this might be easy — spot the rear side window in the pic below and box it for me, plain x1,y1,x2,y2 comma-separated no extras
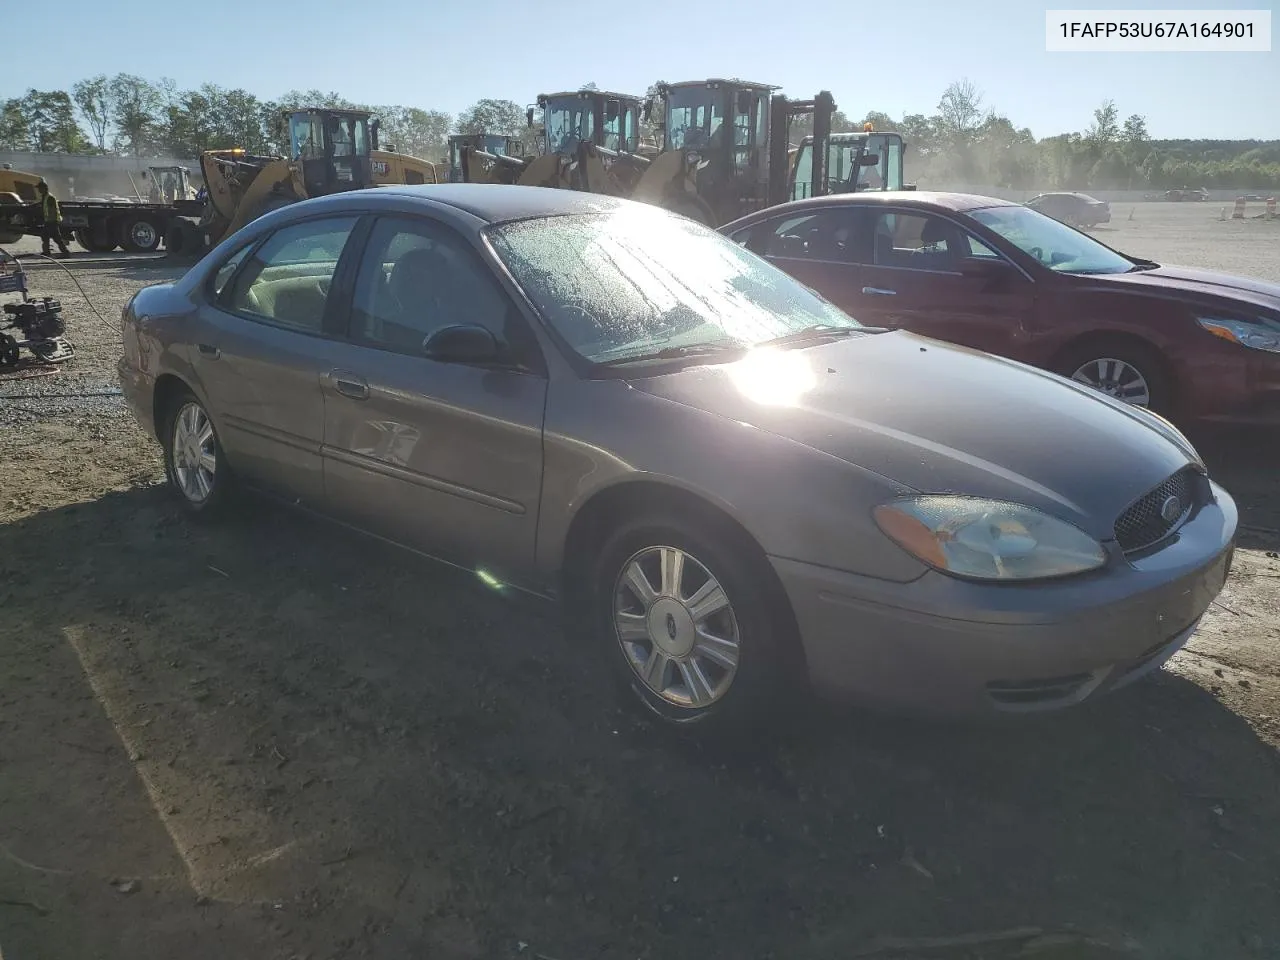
739,210,862,262
220,217,358,334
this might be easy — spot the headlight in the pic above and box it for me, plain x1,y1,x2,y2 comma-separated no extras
873,497,1107,582
1197,316,1280,354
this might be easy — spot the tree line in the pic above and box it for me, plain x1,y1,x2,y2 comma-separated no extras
2,74,1278,190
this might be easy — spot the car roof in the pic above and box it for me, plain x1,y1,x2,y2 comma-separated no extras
726,191,1021,224
315,183,632,224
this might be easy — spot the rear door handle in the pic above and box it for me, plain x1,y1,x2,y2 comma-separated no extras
328,369,369,400
197,343,221,359
862,287,897,296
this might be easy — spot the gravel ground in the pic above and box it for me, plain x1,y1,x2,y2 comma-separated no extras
1,205,1279,960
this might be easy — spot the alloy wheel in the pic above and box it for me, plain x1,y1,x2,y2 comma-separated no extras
613,545,741,709
1070,357,1151,407
171,402,217,503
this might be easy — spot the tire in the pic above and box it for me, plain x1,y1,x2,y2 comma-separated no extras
587,510,795,737
164,220,203,258
1055,340,1172,415
161,390,231,517
78,224,118,253
120,215,162,253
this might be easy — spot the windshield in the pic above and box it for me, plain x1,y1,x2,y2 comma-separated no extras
970,205,1136,275
482,135,515,156
487,208,860,366
543,96,595,154
664,86,723,150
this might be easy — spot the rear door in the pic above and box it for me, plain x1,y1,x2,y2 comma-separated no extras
851,208,1038,358
727,208,873,317
320,213,548,583
194,215,363,507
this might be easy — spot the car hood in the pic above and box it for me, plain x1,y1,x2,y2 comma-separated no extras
626,331,1196,540
1088,265,1280,314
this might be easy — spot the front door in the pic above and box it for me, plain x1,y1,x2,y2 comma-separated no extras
195,215,362,507
320,214,548,584
853,208,1037,358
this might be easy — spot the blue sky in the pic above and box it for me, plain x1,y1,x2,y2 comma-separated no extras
6,0,1277,139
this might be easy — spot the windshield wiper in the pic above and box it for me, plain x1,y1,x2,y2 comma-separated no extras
595,342,747,366
1126,261,1159,272
757,324,862,348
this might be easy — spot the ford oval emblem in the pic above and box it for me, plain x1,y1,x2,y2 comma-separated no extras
1160,495,1182,523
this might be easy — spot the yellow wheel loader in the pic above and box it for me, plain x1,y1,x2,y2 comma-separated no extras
371,149,442,187
519,89,650,196
788,123,913,200
631,80,862,227
448,134,529,185
195,108,378,251
184,107,439,255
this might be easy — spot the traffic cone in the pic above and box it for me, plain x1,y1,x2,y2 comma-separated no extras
1232,197,1246,219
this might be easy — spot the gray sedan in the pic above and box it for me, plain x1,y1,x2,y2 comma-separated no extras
118,185,1237,733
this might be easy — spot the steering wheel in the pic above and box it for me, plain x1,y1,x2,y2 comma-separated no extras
1029,246,1044,263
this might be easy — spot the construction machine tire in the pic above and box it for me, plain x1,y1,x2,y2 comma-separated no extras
164,220,204,259
662,193,717,227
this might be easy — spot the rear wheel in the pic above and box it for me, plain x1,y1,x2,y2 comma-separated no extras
161,391,231,516
120,215,162,252
77,223,118,252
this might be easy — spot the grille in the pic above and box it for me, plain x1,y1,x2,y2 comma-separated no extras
1114,468,1198,553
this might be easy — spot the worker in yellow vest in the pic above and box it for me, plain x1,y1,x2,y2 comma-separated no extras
37,180,70,257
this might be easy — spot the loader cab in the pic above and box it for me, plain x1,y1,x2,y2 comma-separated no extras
534,90,643,156
446,134,524,182
287,108,373,196
790,130,908,200
656,80,774,174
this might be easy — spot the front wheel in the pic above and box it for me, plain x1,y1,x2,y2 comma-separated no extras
162,391,231,516
1057,341,1171,414
589,513,793,735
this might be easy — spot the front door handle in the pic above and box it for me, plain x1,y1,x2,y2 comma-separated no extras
197,343,221,359
327,369,369,400
862,287,897,296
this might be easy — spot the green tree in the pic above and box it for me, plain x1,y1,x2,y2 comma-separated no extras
1086,99,1120,143
108,74,161,156
0,98,29,150
71,75,112,151
17,89,88,153
455,98,526,137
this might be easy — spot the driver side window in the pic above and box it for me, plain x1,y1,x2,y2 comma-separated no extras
349,216,517,357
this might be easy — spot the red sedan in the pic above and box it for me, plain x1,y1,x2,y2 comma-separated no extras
720,192,1280,427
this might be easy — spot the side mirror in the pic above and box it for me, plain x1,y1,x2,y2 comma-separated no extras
960,257,1015,280
526,108,535,128
858,154,880,166
422,324,503,364
642,98,653,121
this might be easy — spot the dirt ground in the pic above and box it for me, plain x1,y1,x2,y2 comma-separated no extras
2,204,1279,960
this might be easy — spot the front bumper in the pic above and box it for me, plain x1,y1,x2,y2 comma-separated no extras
771,482,1237,715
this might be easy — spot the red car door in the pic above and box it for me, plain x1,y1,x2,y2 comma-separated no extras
851,208,1038,360
728,208,874,321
